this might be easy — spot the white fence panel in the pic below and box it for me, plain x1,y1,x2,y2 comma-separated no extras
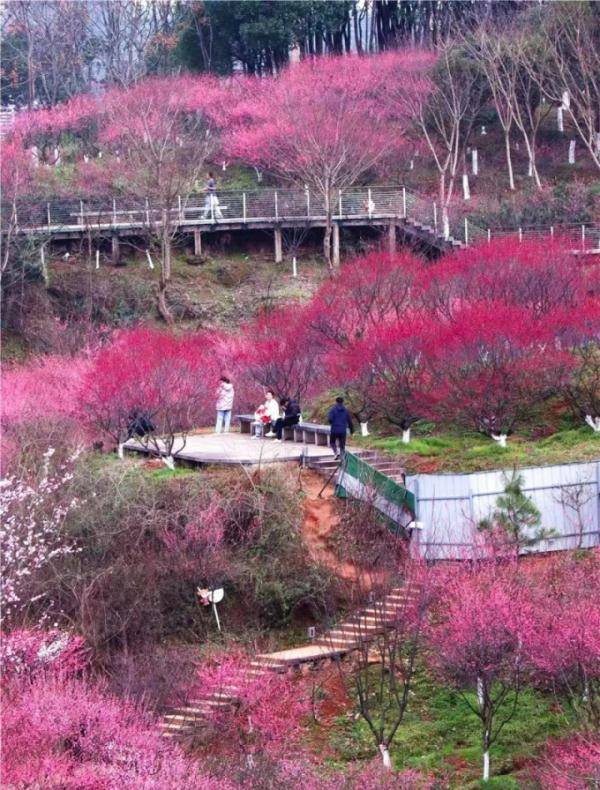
407,460,600,559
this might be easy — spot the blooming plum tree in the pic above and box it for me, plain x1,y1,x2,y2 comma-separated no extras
228,54,427,265
426,302,574,446
526,552,600,729
79,326,212,467
427,558,535,782
240,305,323,404
0,448,82,626
192,651,309,768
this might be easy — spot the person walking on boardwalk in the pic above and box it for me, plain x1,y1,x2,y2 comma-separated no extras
215,376,234,433
273,396,301,441
202,171,223,220
327,396,354,459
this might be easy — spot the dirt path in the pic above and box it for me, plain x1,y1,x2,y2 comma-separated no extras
300,469,384,589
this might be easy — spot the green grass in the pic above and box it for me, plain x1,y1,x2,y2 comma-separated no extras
354,425,600,474
328,666,574,788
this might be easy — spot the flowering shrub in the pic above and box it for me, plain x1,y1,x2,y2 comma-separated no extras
0,447,82,626
535,734,600,790
2,674,222,789
0,628,88,684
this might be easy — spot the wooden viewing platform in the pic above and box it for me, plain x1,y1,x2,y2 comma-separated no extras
124,431,337,467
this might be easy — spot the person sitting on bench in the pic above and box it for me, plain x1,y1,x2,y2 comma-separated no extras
253,390,280,438
127,407,155,440
273,396,301,442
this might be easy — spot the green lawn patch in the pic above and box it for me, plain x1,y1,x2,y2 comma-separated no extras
354,426,600,474
328,666,574,788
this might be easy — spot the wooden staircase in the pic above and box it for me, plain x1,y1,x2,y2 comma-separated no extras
159,580,417,739
307,449,406,486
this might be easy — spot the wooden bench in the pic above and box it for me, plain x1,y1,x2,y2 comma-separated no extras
236,415,331,447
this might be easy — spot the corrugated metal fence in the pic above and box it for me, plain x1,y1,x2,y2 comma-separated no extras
406,460,600,559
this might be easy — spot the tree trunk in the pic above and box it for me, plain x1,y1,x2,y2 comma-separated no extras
323,187,333,267
158,221,174,324
504,131,515,190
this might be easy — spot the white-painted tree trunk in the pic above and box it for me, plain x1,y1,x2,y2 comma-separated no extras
472,148,478,176
568,139,576,164
527,158,533,177
483,749,490,782
462,173,470,200
292,256,297,277
162,455,175,470
481,125,487,135
596,132,600,157
146,250,155,270
491,433,508,448
561,90,570,110
360,421,369,437
557,106,564,132
379,743,392,769
442,210,450,241
117,442,125,459
402,428,411,444
95,249,100,270
585,415,600,433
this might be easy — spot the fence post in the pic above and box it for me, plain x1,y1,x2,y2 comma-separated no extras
581,224,586,250
464,217,469,246
79,200,84,226
242,192,247,222
178,194,182,222
402,187,407,219
306,187,310,217
368,187,373,218
433,202,438,232
112,198,117,225
338,189,342,217
274,191,279,220
47,202,51,229
145,198,150,225
518,227,523,242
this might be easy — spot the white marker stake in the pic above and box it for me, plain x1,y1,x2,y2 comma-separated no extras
95,249,100,269
472,148,478,175
292,256,297,278
145,250,154,270
462,173,470,201
568,139,576,165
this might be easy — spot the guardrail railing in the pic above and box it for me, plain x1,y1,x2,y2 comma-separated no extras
2,185,598,253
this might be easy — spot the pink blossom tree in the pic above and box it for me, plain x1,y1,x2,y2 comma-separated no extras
79,326,213,468
228,53,428,266
526,552,600,729
426,302,574,446
427,558,535,782
2,673,222,788
192,651,310,771
240,305,323,404
535,733,600,790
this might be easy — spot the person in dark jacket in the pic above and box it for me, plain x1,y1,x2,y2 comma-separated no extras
273,397,301,441
327,396,354,458
126,407,155,440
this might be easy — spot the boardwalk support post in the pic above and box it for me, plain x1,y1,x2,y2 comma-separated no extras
338,189,342,217
194,228,202,256
242,192,247,222
581,224,586,250
46,203,51,230
274,191,279,220
112,199,117,225
388,222,396,255
332,223,340,267
402,187,407,218
464,218,469,246
274,227,283,263
111,234,120,266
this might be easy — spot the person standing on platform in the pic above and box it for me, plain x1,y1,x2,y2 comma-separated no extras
215,376,234,434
